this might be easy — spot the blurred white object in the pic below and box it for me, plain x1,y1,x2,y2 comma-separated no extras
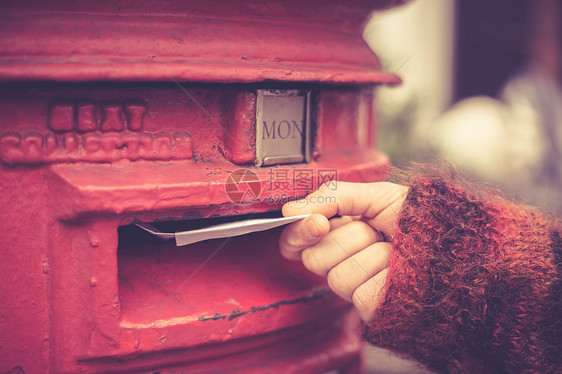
364,0,455,140
501,64,562,184
429,64,562,211
429,93,544,183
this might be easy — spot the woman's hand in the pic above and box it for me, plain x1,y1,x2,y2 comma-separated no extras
279,181,408,321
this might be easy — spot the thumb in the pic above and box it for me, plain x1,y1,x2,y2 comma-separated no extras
282,181,407,238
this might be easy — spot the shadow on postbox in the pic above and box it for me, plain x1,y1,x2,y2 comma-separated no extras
0,0,405,373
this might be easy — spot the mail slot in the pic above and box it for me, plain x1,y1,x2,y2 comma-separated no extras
0,0,404,373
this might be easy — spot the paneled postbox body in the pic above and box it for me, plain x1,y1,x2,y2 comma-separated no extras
0,1,404,373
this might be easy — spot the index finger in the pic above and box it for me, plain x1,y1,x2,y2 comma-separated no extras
282,181,407,238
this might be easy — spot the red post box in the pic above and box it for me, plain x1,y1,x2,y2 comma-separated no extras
0,1,405,372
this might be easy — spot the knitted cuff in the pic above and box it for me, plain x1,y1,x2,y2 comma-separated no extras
363,171,561,374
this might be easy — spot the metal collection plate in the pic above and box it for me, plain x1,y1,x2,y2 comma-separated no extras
255,89,311,166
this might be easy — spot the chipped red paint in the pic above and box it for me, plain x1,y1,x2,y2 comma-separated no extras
0,0,406,373
222,91,258,164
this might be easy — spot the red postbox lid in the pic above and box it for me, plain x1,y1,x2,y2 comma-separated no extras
0,0,406,84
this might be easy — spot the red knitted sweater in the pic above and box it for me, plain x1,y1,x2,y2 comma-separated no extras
364,170,562,374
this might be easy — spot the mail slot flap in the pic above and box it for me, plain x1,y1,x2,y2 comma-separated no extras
0,1,402,85
49,149,389,220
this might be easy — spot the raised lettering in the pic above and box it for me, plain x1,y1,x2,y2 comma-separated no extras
22,133,44,162
77,102,98,132
125,103,147,131
171,132,193,159
277,120,291,139
44,133,59,157
63,133,79,152
48,103,74,132
154,133,173,159
100,104,125,132
84,133,103,156
262,121,276,139
101,133,125,159
122,132,152,160
262,120,303,140
291,120,304,138
0,133,23,163
0,131,192,165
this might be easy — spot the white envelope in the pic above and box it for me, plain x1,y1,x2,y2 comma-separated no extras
135,214,311,246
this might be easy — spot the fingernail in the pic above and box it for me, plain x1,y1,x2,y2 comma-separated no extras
306,218,321,237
